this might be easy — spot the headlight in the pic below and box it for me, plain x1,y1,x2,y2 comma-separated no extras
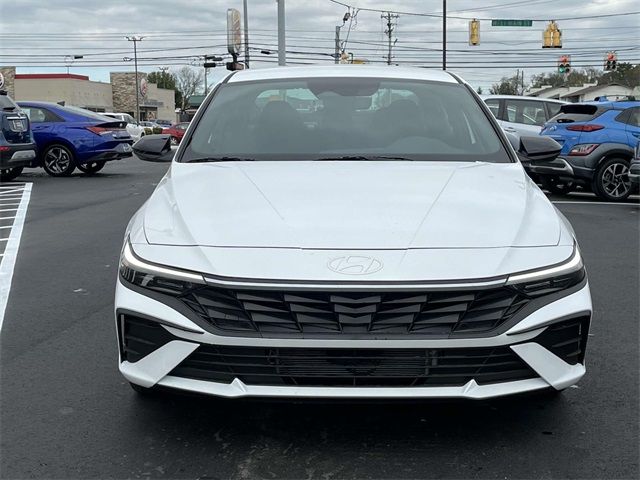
119,240,205,295
506,247,585,297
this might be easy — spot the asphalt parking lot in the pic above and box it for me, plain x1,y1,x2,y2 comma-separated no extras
1,157,638,480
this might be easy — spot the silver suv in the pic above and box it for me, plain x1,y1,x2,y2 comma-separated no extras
482,95,566,139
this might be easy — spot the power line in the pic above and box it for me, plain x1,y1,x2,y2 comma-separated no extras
327,0,640,21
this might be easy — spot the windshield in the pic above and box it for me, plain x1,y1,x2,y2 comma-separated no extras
182,77,510,163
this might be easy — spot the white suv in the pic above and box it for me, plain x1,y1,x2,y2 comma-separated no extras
482,95,566,139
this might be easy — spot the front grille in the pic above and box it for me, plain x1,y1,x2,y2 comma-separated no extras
170,345,538,387
535,316,590,365
179,286,529,337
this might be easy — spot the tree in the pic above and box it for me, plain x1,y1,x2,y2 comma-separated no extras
490,74,521,95
530,68,602,88
148,70,182,107
476,86,483,95
174,66,203,110
599,63,640,88
148,70,176,90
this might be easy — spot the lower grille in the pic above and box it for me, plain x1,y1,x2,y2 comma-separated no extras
120,315,174,363
535,316,590,365
170,345,538,387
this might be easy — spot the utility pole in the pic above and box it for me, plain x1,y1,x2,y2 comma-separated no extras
125,36,143,122
442,0,447,70
277,0,286,66
382,12,399,65
243,0,250,68
335,26,341,64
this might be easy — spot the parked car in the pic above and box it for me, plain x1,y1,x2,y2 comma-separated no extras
0,91,37,181
103,112,145,141
117,66,591,401
539,101,640,201
17,102,133,176
154,119,173,128
482,95,566,139
161,122,189,145
140,121,163,134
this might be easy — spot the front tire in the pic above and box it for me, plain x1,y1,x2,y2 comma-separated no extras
592,157,631,202
42,144,76,177
170,136,179,146
77,160,106,174
0,166,23,181
540,176,576,196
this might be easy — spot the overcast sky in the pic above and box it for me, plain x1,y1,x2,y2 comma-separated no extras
0,0,638,91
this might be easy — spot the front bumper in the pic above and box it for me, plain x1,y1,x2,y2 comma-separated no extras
115,278,592,399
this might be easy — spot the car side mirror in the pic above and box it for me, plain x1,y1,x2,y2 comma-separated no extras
132,134,175,162
517,135,562,163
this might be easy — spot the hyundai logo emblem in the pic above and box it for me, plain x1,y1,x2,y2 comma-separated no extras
327,256,383,275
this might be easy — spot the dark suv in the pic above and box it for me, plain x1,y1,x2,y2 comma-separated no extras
0,91,37,181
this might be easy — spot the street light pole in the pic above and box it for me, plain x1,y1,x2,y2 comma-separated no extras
277,0,286,66
243,0,250,68
442,0,447,70
125,36,144,121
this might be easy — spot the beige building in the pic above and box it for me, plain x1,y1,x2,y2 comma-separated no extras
15,73,113,111
0,66,176,121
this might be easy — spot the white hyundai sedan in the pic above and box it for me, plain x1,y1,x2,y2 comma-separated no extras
117,66,591,400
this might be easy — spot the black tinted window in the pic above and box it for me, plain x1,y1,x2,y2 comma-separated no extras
184,78,510,163
623,107,640,127
551,104,608,123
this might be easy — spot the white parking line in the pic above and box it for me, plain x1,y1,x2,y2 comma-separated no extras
0,183,32,332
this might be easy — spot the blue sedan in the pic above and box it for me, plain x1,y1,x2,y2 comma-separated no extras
17,102,133,176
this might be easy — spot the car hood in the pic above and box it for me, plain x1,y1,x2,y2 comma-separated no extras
142,161,561,249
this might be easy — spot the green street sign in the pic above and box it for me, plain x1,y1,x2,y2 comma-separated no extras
491,19,533,27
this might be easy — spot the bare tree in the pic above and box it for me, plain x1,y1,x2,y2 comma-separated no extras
174,66,203,110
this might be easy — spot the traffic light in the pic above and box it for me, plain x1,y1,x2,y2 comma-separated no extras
543,21,562,48
604,51,617,71
204,55,223,68
558,55,571,74
469,19,480,46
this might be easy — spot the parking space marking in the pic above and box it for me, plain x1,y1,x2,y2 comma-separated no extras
0,183,32,332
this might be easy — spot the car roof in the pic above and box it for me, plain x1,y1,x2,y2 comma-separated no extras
480,94,566,103
227,65,459,84
17,101,63,107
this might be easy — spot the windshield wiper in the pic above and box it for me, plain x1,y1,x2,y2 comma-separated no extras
314,155,373,161
186,156,256,163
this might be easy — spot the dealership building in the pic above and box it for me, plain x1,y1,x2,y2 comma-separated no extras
0,66,176,122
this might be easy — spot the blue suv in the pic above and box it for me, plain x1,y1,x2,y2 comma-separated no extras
538,101,639,201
